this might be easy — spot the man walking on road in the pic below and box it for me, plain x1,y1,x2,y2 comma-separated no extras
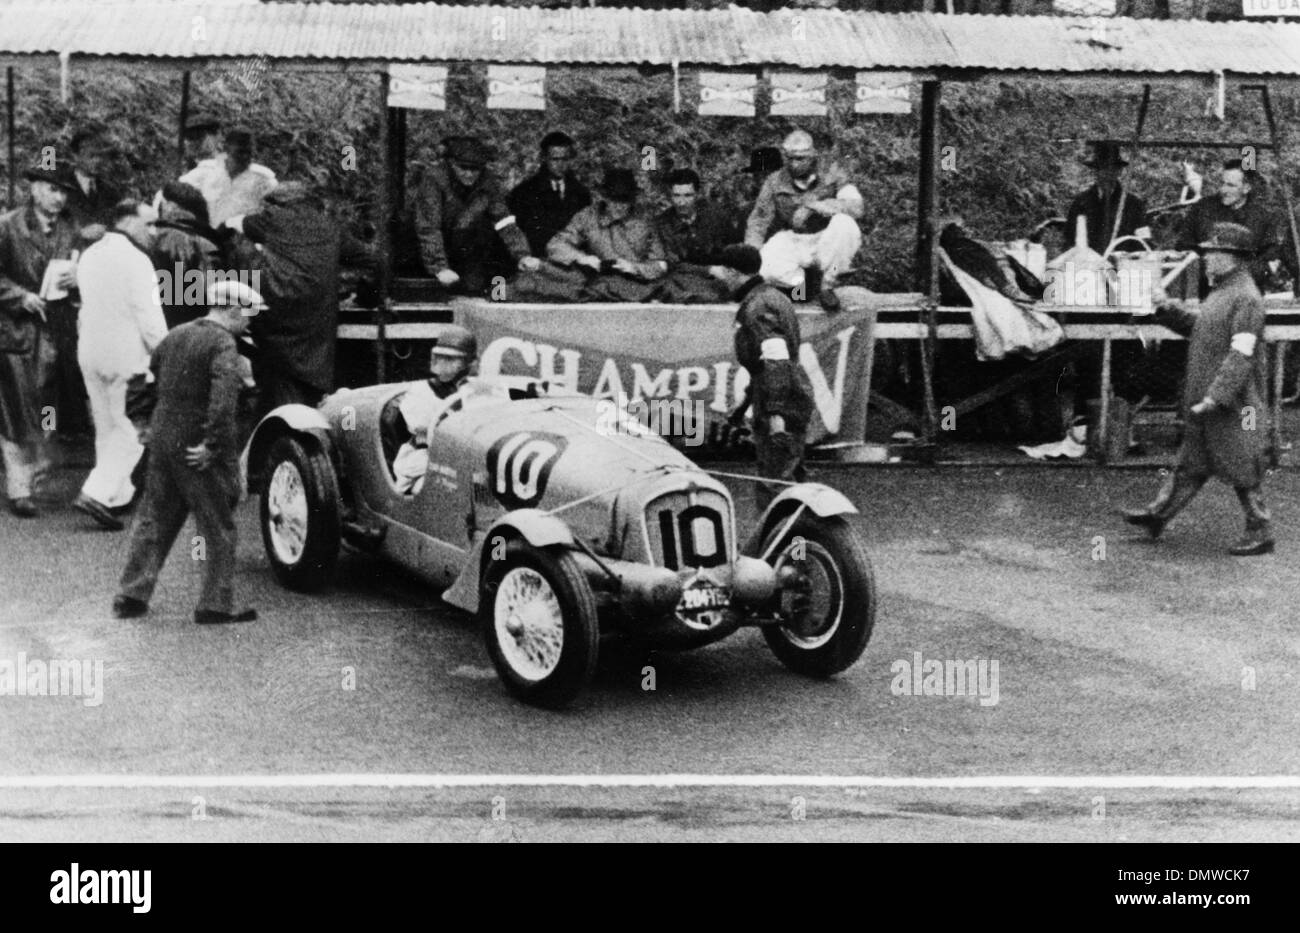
113,281,262,624
1123,222,1274,556
73,199,167,530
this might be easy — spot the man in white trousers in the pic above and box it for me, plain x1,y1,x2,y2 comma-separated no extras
744,129,864,311
73,199,167,530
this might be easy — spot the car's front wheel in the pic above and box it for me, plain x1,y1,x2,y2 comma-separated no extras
260,435,341,591
481,542,599,709
761,514,876,677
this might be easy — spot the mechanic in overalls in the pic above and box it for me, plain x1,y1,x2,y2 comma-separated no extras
391,325,477,495
713,244,814,510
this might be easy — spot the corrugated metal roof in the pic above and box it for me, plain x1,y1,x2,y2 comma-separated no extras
0,3,1297,76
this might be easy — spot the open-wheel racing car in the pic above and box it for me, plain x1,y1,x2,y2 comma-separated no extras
245,377,877,708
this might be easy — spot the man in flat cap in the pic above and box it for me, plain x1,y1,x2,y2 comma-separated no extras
745,129,864,310
114,280,263,625
413,136,539,296
514,168,668,303
1123,223,1275,556
0,158,79,517
712,243,813,509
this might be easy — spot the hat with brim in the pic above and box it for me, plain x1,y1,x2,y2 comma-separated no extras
24,165,78,192
597,168,638,203
1198,222,1255,255
183,112,222,137
1082,141,1128,168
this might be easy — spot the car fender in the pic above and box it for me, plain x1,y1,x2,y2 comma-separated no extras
442,510,575,614
744,482,858,555
242,404,337,492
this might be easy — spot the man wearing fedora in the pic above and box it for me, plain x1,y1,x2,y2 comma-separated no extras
0,158,79,517
514,167,667,303
744,129,864,310
1123,222,1274,556
1065,141,1149,255
413,136,539,296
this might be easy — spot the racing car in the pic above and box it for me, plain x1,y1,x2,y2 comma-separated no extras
245,377,876,708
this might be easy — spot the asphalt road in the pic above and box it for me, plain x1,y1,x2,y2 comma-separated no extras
2,458,1299,841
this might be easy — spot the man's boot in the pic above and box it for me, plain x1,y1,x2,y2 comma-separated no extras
1228,486,1274,556
1122,469,1205,539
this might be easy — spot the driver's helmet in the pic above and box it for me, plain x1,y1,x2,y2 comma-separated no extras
430,325,477,361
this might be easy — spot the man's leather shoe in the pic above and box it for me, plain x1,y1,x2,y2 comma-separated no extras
73,493,124,531
112,595,148,618
1123,509,1166,539
1227,536,1274,557
195,608,258,625
8,497,37,518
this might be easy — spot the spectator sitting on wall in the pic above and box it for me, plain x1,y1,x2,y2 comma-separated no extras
507,131,592,259
655,168,733,303
413,136,540,296
511,168,667,303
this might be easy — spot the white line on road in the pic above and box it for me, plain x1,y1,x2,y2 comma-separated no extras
1,775,1299,789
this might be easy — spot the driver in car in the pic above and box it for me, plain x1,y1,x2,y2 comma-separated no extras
392,325,477,495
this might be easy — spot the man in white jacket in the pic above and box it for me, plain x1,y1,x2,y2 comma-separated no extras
73,199,167,529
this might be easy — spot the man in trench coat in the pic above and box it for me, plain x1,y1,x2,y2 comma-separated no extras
1123,222,1274,556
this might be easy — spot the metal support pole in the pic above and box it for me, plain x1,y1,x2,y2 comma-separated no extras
1107,83,1151,253
5,67,15,209
917,80,941,446
1272,341,1284,464
1098,337,1112,465
178,71,191,175
375,71,394,385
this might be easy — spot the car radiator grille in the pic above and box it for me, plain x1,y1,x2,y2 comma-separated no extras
644,490,732,571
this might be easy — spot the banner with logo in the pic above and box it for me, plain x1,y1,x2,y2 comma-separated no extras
457,302,875,452
854,72,913,115
698,72,757,117
388,65,447,110
771,72,828,117
487,65,546,110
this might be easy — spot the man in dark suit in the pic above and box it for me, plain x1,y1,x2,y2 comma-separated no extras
1065,141,1149,254
113,281,262,625
507,131,592,258
67,125,127,247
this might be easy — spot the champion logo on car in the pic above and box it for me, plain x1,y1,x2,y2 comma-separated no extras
486,431,569,510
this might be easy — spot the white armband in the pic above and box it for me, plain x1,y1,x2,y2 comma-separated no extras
759,337,790,361
1230,333,1257,357
494,215,517,232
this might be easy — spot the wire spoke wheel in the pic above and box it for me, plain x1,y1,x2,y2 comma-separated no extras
494,567,566,682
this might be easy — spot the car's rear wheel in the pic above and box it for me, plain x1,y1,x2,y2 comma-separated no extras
761,514,876,677
260,435,341,591
481,541,599,709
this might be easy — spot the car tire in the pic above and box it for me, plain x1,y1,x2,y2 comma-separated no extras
481,542,599,709
260,434,341,592
761,514,876,678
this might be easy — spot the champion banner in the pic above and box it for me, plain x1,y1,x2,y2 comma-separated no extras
456,302,876,453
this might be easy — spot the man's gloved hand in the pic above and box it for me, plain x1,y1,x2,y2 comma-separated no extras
435,268,461,287
185,442,215,472
517,256,541,273
1189,397,1216,418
